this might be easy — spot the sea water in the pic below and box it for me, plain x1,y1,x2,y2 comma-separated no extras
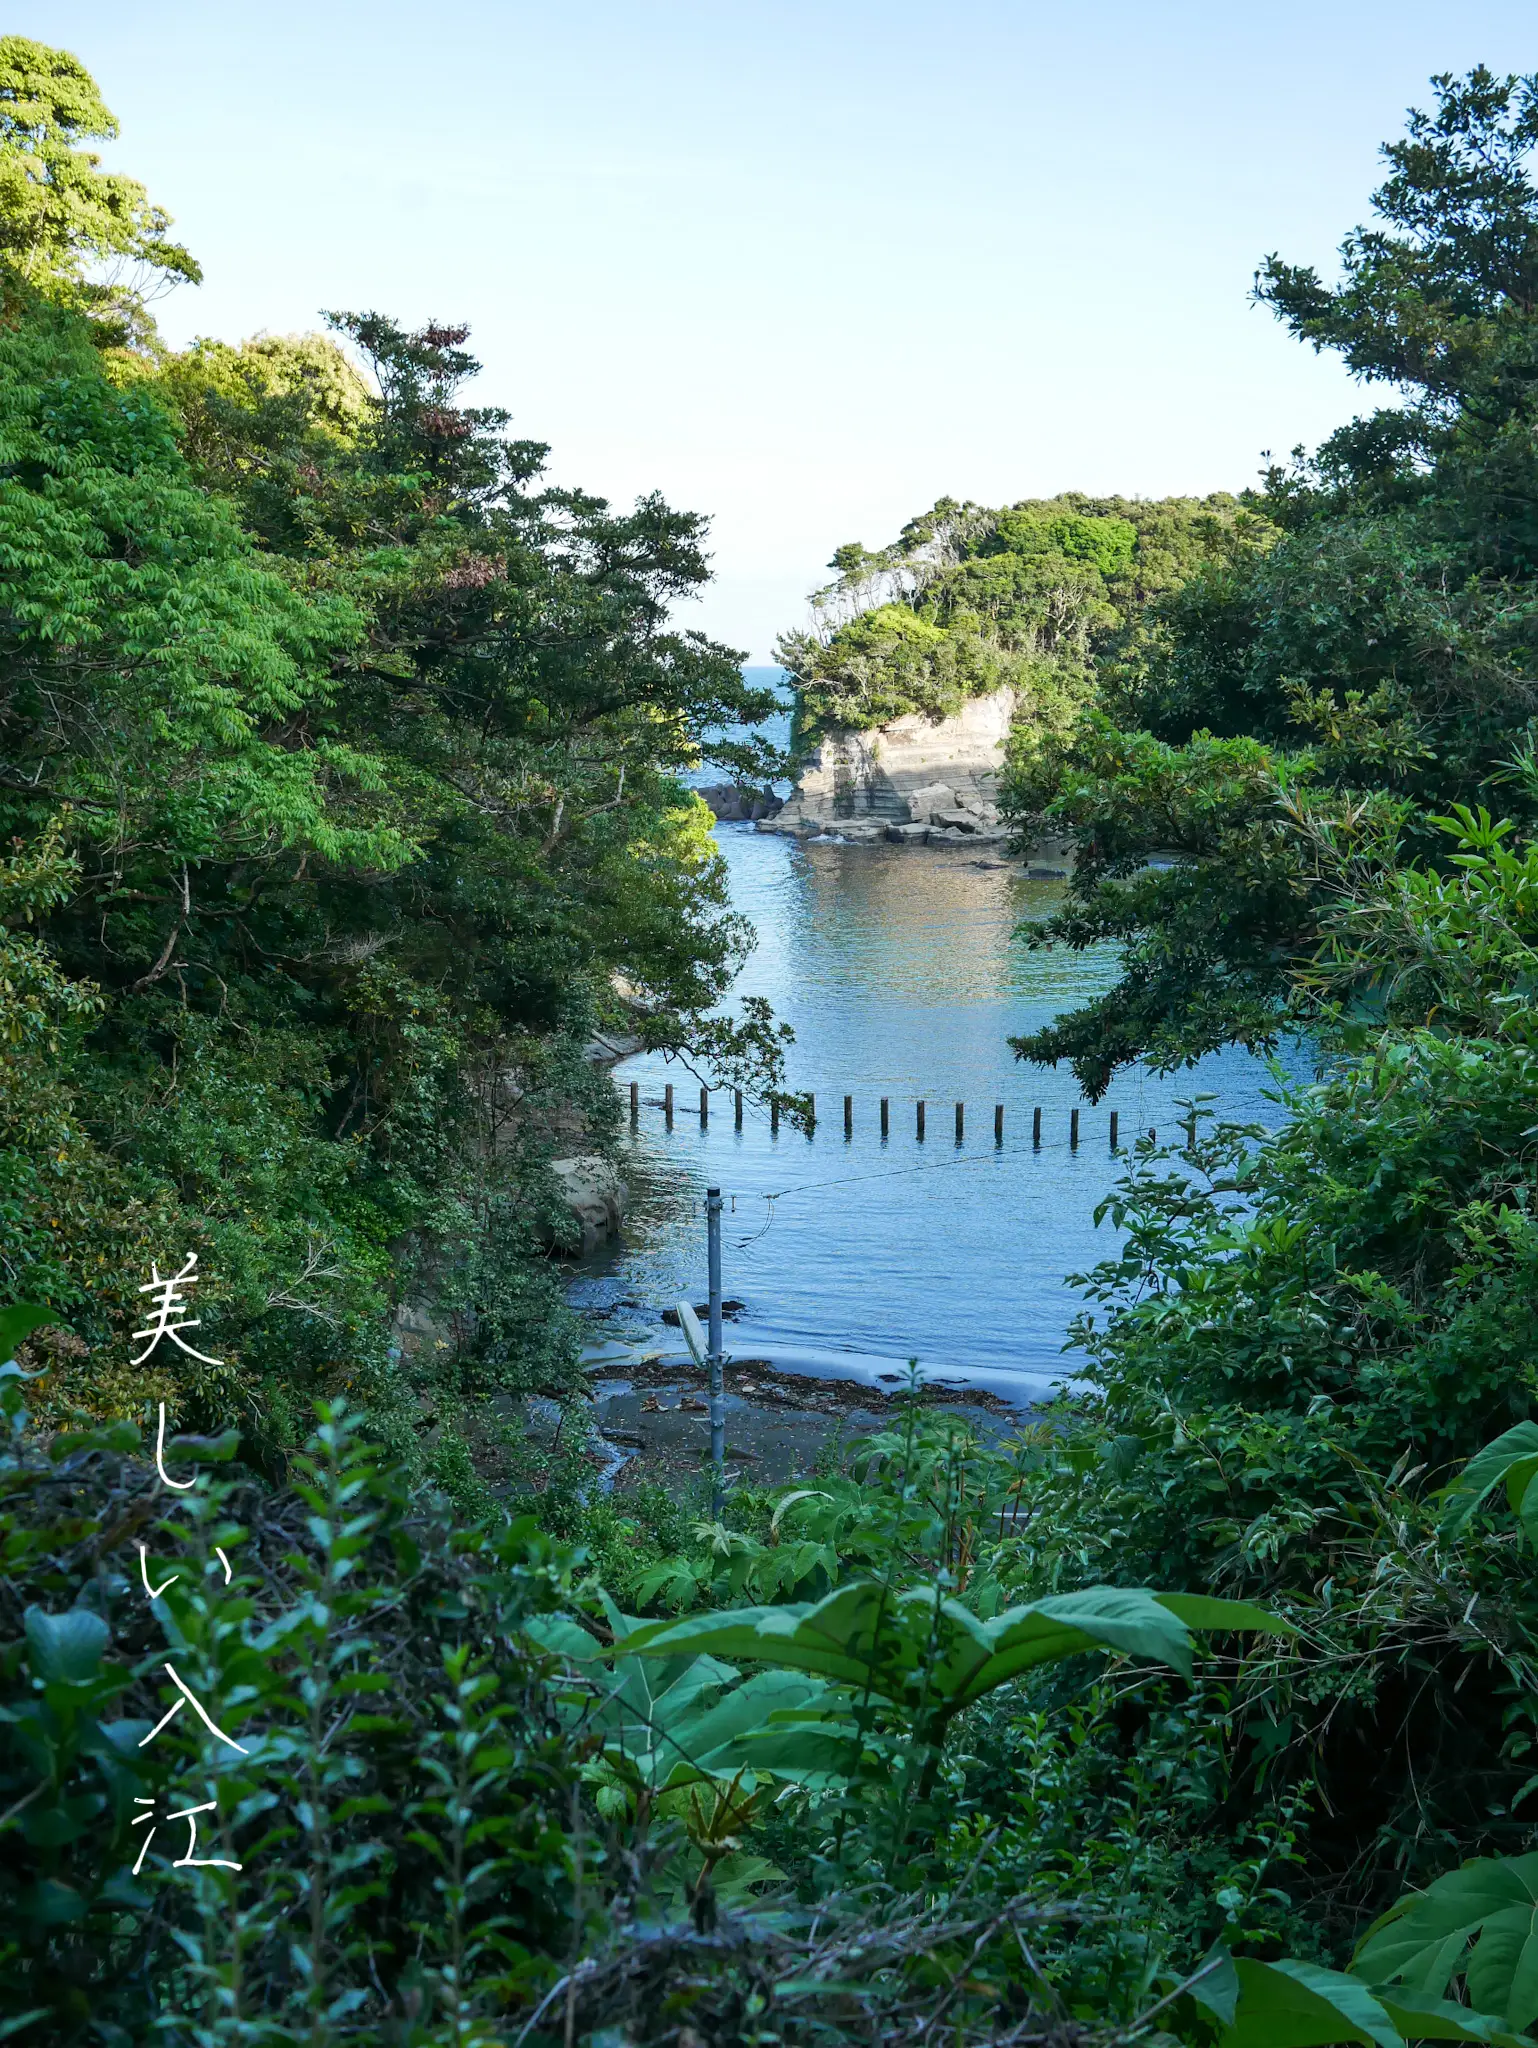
568,673,1304,1405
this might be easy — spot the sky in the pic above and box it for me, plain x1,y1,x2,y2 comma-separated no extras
33,1,1538,658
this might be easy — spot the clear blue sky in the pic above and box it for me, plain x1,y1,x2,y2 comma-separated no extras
34,1,1538,657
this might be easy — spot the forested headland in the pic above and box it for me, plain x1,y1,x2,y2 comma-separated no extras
11,38,1538,2048
774,495,1266,764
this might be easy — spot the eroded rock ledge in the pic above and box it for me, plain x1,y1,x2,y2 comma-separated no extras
757,686,1023,847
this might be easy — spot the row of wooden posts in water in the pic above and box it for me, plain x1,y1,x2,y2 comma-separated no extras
629,1080,1158,1150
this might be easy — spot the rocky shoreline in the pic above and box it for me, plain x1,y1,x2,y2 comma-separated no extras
700,685,1076,868
586,1353,1025,1488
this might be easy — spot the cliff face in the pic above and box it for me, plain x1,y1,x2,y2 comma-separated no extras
759,687,1016,846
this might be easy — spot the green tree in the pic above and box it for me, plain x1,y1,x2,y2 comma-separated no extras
1008,69,1538,1096
0,35,198,339
0,45,786,1465
779,492,1252,749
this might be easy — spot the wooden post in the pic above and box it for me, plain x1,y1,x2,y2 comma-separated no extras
844,1094,853,1138
807,1092,816,1133
664,1082,673,1127
629,1080,638,1126
994,1103,1004,1146
735,1088,743,1128
1032,1106,1042,1146
707,1186,725,1514
917,1099,926,1141
700,1085,709,1125
770,1098,779,1134
955,1101,964,1142
880,1096,890,1138
1149,1127,1156,1144
1109,1109,1119,1149
1070,1107,1080,1148
1184,1112,1197,1152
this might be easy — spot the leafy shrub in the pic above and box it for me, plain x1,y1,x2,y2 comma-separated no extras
0,1377,579,2044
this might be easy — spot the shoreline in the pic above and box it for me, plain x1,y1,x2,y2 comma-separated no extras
586,1353,1028,1490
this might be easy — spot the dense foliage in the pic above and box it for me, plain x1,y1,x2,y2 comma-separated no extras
777,492,1264,746
970,50,1538,2045
14,39,1538,2048
1006,66,1538,1096
0,39,787,1475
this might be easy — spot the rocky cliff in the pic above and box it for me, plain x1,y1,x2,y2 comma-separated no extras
759,687,1017,846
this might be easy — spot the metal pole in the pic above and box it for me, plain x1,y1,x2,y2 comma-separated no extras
629,1080,638,1126
707,1186,724,1515
916,1099,926,1141
770,1098,779,1135
844,1094,853,1138
1070,1107,1080,1148
1109,1110,1119,1149
664,1082,673,1127
880,1096,889,1139
955,1101,964,1143
995,1103,1004,1146
1032,1106,1042,1146
700,1085,709,1126
735,1088,743,1128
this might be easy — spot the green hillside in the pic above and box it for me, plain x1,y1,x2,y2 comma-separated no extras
777,492,1269,745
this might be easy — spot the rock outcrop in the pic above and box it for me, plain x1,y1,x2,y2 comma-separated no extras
699,784,784,823
542,1156,628,1256
758,688,1016,846
581,1029,642,1062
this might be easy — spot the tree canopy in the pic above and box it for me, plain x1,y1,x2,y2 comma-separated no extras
778,491,1264,748
1009,67,1538,1096
0,35,198,339
0,51,785,1465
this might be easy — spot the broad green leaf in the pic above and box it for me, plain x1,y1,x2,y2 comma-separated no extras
769,1489,832,1536
1220,1961,1532,2048
535,1605,835,1792
736,1715,869,1791
1189,1944,1242,2025
1376,1987,1535,2046
672,1667,833,1785
953,1589,1294,1704
1355,1857,1538,2030
598,1657,827,1792
1441,1427,1538,1544
943,1589,1199,1701
1156,1592,1300,1638
522,1613,608,1663
617,1580,1290,1718
704,1849,783,1903
159,1426,242,1465
616,1583,917,1690
0,1303,58,1370
1221,1957,1404,2048
24,1605,109,1682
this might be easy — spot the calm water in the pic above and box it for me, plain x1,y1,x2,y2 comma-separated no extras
570,683,1302,1404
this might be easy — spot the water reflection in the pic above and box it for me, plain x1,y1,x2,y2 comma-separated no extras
572,822,1303,1402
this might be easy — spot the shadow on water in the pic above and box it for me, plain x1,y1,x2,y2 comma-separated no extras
569,785,1306,1408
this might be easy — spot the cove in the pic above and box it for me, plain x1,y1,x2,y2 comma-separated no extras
571,779,1303,1410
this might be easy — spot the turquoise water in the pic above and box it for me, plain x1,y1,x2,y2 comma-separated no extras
569,674,1302,1404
